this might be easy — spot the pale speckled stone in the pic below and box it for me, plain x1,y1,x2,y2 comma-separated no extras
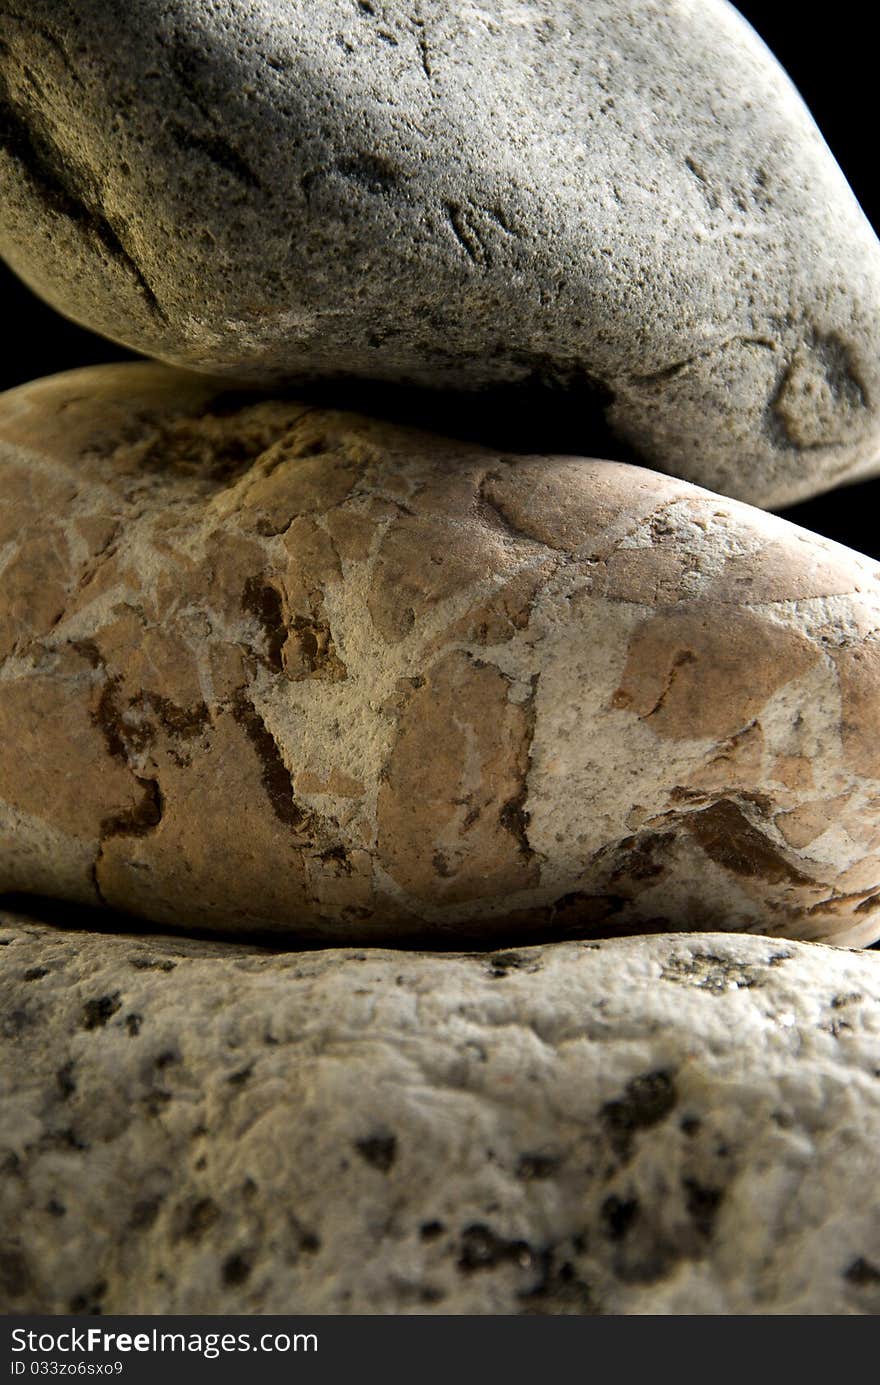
1,1,880,506
4,364,880,944
2,916,880,1315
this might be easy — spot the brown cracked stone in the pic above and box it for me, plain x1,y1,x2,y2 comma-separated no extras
611,607,819,742
3,364,880,944
836,642,880,782
377,652,538,905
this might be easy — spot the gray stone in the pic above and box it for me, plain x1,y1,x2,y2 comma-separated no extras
2,914,880,1314
1,1,880,507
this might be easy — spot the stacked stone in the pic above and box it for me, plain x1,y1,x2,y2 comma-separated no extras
1,0,880,1314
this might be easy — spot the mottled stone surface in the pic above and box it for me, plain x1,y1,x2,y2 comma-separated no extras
4,364,880,944
2,2,880,506
2,916,880,1314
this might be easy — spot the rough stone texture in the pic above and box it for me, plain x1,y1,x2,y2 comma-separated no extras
2,915,880,1314
5,363,880,944
2,1,880,507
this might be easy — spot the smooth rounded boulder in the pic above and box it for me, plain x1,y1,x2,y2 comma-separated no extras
1,1,880,506
2,917,880,1314
3,364,880,943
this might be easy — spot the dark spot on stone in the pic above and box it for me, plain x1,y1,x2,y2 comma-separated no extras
138,693,210,744
222,1252,252,1287
228,1063,253,1086
499,790,533,863
827,1017,852,1038
1,1007,32,1037
661,950,764,995
0,1246,30,1299
488,950,528,977
609,832,667,884
355,1132,397,1172
432,850,453,878
39,1127,87,1153
242,577,287,671
419,1285,445,1304
322,843,348,865
154,1050,178,1070
81,993,121,1030
845,1257,880,1287
166,120,262,190
178,1197,220,1242
444,200,494,266
458,1224,533,1274
831,992,863,1009
56,1061,76,1099
46,1199,66,1218
680,1115,701,1136
771,333,868,449
287,614,346,679
420,1220,445,1241
601,1071,678,1161
130,1199,161,1231
126,1014,142,1036
69,1281,107,1315
519,1249,595,1314
283,1209,321,1256
143,1089,173,1115
683,1178,724,1238
335,151,401,197
70,638,103,671
129,956,176,972
232,694,319,834
22,966,48,981
613,1244,681,1287
516,1153,560,1180
294,436,331,459
686,800,811,885
99,776,164,842
601,1195,639,1241
91,674,136,763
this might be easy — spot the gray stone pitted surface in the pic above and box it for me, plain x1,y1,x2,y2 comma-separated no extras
1,1,880,506
2,914,880,1314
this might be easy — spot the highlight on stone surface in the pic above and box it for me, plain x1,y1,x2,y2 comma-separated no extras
1,1,880,507
2,363,880,945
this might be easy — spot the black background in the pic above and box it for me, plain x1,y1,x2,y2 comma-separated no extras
1,2,877,553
